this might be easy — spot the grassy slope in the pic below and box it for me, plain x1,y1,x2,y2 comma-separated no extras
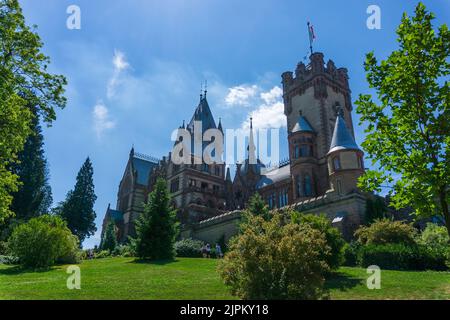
0,257,448,300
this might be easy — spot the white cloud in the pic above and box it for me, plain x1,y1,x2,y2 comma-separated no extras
260,86,283,105
93,101,116,138
225,84,259,107
241,86,286,130
107,50,130,99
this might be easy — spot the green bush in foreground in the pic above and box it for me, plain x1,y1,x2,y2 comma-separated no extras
219,214,330,300
357,243,448,271
174,238,203,258
7,215,80,268
355,218,417,245
291,212,345,270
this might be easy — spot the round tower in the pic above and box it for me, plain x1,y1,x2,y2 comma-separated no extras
289,110,319,200
327,108,364,195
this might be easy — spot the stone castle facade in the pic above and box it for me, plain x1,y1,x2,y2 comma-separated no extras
101,52,369,244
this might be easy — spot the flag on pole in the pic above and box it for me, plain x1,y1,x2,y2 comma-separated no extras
308,22,316,43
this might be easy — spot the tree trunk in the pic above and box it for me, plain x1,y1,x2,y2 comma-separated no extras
439,188,450,237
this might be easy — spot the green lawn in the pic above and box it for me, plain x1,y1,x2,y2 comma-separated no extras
0,257,448,300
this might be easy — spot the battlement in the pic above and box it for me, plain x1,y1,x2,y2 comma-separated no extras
282,52,349,93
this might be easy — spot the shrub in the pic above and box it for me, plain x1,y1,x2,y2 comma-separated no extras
291,212,345,270
112,245,135,257
174,238,203,258
0,255,19,265
416,223,449,250
219,214,330,300
0,241,7,255
94,250,111,259
101,221,118,252
7,215,80,269
357,243,448,271
343,241,362,267
355,218,417,245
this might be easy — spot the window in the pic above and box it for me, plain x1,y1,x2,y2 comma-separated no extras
304,175,312,197
294,145,300,159
336,179,342,195
333,157,341,170
189,179,196,187
215,166,221,176
213,185,220,193
296,175,301,198
299,144,310,157
170,178,179,193
202,163,209,173
201,182,208,190
358,155,364,169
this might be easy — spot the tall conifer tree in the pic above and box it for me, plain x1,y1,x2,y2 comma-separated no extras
58,158,97,244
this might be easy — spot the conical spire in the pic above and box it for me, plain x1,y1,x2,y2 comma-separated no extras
328,108,360,154
218,118,223,133
248,117,256,165
225,167,231,182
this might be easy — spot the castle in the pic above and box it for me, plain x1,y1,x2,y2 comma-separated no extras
101,52,369,244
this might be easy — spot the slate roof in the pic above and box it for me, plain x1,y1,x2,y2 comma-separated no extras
108,209,124,222
328,113,360,154
256,164,291,189
187,97,217,133
132,156,159,185
292,116,314,133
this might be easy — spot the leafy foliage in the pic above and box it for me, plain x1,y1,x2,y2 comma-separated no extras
7,215,80,268
355,218,417,245
0,0,66,222
291,212,345,270
174,238,204,258
357,243,448,271
101,221,118,252
355,3,450,235
416,223,449,251
131,178,179,260
56,158,97,245
219,214,330,300
365,197,387,224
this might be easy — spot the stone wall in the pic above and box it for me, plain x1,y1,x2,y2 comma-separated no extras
181,191,367,243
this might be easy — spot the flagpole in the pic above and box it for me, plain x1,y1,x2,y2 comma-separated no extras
307,22,313,56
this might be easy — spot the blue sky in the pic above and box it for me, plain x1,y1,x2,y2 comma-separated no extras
19,0,450,248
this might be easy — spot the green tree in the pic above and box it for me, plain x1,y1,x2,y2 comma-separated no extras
57,158,97,245
0,0,66,223
10,106,52,220
355,3,450,235
101,221,118,252
131,178,179,260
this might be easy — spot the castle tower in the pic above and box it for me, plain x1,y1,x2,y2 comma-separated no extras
288,110,319,200
327,108,364,195
282,52,355,194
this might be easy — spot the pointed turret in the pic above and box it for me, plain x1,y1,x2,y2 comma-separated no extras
218,118,223,134
327,107,364,195
328,109,360,155
225,167,232,182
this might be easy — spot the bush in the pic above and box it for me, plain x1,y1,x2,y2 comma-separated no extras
0,255,19,265
174,238,203,258
291,212,345,270
416,223,449,250
355,219,417,245
0,241,7,255
343,241,362,267
219,214,330,300
7,215,80,269
357,243,448,271
112,245,135,257
94,250,111,259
